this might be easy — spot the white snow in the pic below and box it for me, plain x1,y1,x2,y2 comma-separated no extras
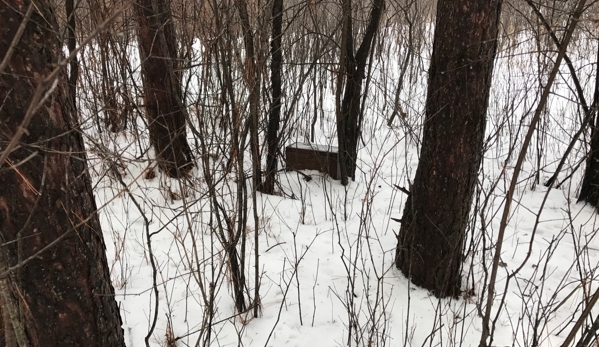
81,26,599,347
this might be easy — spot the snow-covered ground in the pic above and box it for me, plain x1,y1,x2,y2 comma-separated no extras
83,27,599,346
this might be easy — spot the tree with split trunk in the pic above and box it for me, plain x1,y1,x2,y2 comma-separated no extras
336,0,384,185
135,0,193,178
0,0,126,345
395,0,503,298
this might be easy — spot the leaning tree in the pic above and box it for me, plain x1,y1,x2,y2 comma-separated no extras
395,0,503,298
0,0,126,345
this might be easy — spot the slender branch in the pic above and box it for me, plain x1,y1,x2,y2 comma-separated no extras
525,0,599,187
479,2,588,346
562,288,599,347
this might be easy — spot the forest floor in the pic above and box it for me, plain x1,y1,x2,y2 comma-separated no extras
85,33,599,347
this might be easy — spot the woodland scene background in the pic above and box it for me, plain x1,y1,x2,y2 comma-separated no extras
2,0,599,346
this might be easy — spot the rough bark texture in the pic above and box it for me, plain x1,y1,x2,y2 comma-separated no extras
0,0,126,345
395,0,502,298
263,0,283,195
135,0,193,178
579,124,599,206
578,44,599,206
337,0,384,185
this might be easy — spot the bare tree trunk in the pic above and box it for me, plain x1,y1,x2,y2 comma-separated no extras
337,0,384,185
135,0,193,178
235,0,262,192
336,0,351,186
578,38,599,206
66,0,78,110
207,0,251,315
263,0,283,195
0,0,126,345
90,0,125,133
395,0,502,298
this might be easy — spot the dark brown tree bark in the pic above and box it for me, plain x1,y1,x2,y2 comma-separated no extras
66,0,78,110
0,0,126,345
577,40,599,206
263,0,283,195
135,0,193,178
395,0,502,298
337,0,384,185
580,131,599,205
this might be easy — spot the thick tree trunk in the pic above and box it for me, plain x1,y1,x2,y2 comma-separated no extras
579,125,599,205
578,41,599,206
337,0,384,185
395,0,502,298
0,1,126,345
135,0,193,178
263,0,283,195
